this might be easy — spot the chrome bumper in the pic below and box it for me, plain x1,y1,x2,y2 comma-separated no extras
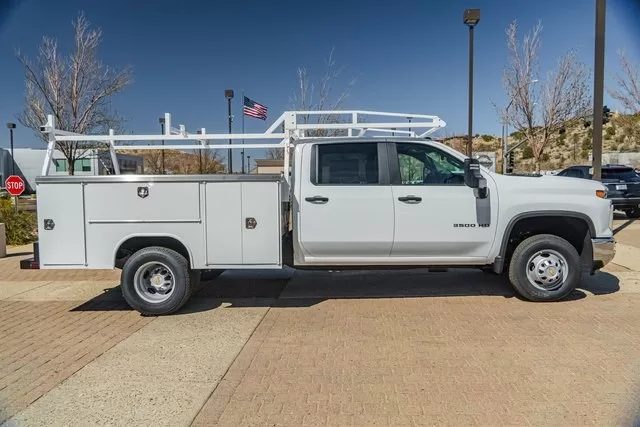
591,237,616,270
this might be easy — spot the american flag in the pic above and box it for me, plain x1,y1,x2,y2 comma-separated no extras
243,96,268,120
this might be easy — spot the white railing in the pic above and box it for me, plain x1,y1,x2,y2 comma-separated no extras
40,110,447,185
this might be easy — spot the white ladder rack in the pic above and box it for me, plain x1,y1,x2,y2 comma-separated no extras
40,109,447,185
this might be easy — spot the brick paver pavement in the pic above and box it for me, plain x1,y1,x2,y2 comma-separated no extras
0,252,149,424
193,272,640,426
0,298,152,423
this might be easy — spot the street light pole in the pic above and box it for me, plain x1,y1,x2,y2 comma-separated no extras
592,0,606,182
225,89,234,174
158,117,165,174
464,9,480,158
7,123,16,176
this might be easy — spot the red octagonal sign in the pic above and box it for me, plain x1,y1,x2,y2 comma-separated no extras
5,175,25,196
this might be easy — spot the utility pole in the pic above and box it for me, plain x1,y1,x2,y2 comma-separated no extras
592,0,606,181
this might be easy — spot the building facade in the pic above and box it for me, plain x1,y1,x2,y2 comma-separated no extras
0,148,143,194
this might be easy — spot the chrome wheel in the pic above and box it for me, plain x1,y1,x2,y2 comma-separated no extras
133,261,175,303
525,249,568,291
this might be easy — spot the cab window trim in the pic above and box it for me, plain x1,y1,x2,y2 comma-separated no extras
309,142,390,186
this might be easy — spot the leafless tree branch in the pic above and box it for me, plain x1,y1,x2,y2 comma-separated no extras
499,19,590,171
15,11,132,175
607,50,640,114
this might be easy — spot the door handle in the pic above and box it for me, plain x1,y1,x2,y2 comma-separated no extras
398,195,422,203
305,196,329,204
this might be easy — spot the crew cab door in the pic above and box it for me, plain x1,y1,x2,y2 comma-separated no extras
389,142,497,261
297,142,394,261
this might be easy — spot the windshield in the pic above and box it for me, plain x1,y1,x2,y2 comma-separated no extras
602,168,640,182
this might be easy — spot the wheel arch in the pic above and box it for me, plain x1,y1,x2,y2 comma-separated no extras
113,234,195,269
494,210,595,274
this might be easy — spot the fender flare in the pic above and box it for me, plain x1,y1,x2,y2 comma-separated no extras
493,210,596,274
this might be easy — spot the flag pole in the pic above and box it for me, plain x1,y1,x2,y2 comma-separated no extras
241,90,246,173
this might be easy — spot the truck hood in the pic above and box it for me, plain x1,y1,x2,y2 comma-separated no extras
491,173,606,195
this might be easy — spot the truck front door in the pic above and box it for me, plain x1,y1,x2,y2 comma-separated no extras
389,142,497,262
297,142,394,262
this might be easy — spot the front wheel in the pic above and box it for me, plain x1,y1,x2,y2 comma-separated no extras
625,207,640,219
121,246,194,315
508,234,581,302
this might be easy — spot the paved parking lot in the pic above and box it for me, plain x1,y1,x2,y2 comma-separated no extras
2,215,640,426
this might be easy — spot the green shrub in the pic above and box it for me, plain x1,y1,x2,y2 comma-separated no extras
522,145,534,159
0,198,37,245
605,125,616,138
510,130,525,140
582,137,592,150
480,134,493,142
587,128,593,139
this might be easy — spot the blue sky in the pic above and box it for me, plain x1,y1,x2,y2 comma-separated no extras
1,0,639,168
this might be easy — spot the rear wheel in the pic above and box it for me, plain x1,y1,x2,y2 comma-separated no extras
625,207,640,219
121,246,194,315
508,234,580,302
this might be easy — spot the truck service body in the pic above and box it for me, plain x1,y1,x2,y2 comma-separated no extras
24,110,616,315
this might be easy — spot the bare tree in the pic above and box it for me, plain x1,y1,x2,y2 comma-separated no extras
608,50,640,114
265,49,357,160
499,20,590,172
16,12,132,175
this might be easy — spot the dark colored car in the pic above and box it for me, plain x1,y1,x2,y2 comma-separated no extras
556,164,640,218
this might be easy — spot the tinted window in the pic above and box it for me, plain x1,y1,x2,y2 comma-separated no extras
566,168,584,178
602,168,640,182
396,143,465,185
316,143,379,185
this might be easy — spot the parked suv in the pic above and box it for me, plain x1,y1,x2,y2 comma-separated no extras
556,164,640,218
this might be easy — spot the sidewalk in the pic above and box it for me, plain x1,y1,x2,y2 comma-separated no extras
1,218,639,426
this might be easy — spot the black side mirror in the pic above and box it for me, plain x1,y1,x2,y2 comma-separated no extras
464,158,481,188
464,158,488,199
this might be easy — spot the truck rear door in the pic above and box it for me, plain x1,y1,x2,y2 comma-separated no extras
297,142,394,261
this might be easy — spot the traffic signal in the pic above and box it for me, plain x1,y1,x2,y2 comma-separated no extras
603,105,611,124
506,151,515,174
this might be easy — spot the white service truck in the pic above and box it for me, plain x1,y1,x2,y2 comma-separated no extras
22,110,616,315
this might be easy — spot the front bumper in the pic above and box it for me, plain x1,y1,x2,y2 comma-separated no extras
591,237,616,270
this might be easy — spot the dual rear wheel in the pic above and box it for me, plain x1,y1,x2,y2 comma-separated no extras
120,247,223,316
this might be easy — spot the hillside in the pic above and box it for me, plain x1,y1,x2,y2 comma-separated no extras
439,113,640,172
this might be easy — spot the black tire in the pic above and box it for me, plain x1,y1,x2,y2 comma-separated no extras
121,246,193,315
200,269,225,281
626,207,640,219
508,234,580,302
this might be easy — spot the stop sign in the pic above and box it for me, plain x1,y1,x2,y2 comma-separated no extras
5,175,25,196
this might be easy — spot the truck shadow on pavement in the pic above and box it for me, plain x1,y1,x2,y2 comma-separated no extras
178,268,621,314
71,268,620,314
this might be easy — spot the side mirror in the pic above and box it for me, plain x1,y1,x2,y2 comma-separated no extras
464,158,488,199
464,158,481,188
